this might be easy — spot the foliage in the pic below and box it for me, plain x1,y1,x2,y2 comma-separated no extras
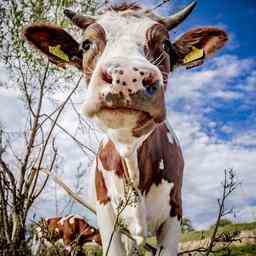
0,0,98,69
181,217,194,233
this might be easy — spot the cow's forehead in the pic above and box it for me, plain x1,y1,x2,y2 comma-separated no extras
97,12,157,44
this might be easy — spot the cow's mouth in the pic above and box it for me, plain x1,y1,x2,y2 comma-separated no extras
98,106,155,137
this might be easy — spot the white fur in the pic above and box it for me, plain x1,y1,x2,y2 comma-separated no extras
96,202,126,255
97,12,156,63
165,120,179,145
155,217,180,256
145,180,174,234
159,159,164,169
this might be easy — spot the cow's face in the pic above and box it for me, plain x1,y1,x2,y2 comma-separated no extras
24,2,228,155
80,13,169,151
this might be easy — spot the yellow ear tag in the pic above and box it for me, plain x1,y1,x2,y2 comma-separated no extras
183,46,204,64
49,45,69,62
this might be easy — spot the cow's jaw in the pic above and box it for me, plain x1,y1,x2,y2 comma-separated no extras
95,109,154,157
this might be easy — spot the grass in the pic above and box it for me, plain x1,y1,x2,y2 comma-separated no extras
214,244,256,256
180,221,256,243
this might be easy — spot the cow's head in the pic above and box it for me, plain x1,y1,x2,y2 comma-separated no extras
24,1,228,156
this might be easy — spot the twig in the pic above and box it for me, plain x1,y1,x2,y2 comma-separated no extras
179,169,240,256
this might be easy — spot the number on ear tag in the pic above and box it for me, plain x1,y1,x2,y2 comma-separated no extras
183,46,204,64
49,45,69,62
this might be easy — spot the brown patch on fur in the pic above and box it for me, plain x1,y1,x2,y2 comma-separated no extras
138,123,184,220
46,217,62,227
40,216,102,247
133,112,155,137
98,140,124,177
62,216,102,246
23,24,82,69
43,217,63,241
174,27,228,65
95,168,111,205
145,24,171,89
83,23,107,84
78,220,102,246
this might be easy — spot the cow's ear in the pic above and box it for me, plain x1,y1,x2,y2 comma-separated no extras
23,24,82,69
173,27,228,69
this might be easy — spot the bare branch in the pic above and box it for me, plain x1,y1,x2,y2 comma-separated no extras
19,62,50,194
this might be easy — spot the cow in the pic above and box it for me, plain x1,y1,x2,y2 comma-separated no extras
32,215,101,254
24,1,228,255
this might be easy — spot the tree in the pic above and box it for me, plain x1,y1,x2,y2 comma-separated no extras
0,0,98,255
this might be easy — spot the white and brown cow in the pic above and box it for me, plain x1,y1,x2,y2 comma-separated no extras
24,1,228,255
33,215,101,253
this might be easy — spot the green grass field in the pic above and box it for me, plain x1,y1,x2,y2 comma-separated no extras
180,221,256,243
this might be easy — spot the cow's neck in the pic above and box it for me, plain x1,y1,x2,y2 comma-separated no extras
108,128,155,187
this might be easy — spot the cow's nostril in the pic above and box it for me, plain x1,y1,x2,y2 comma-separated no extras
143,79,160,96
102,71,113,84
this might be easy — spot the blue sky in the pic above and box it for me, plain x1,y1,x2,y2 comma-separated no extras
0,0,256,229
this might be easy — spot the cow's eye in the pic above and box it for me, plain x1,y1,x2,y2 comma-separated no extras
162,39,177,69
81,39,92,52
162,39,172,54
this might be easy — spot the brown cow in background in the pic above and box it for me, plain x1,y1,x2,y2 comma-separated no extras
32,215,101,255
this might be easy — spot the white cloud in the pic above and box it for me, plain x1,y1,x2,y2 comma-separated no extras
168,109,256,229
167,54,255,104
235,206,256,223
231,131,256,148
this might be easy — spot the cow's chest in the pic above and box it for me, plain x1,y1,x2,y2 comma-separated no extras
102,170,173,236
